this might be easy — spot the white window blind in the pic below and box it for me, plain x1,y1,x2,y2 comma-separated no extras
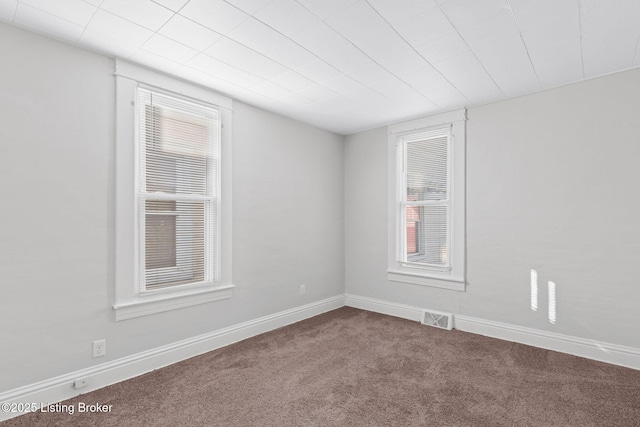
137,87,219,292
400,127,451,270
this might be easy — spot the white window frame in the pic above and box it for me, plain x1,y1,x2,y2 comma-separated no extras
114,60,234,320
387,109,466,291
137,87,218,291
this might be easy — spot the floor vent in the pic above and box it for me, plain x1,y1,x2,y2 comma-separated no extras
421,310,454,330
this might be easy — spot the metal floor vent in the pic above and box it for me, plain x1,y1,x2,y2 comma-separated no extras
421,310,453,330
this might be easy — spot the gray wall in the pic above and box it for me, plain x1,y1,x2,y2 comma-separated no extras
0,23,344,391
346,67,640,349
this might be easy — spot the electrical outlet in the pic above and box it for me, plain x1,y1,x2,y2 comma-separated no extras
74,377,89,389
299,284,306,295
92,339,106,358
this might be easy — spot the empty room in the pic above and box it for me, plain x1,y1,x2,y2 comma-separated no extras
1,0,639,425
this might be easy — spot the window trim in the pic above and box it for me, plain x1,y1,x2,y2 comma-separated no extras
114,60,234,321
387,109,466,292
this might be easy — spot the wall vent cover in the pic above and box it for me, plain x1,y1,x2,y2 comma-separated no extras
421,310,453,330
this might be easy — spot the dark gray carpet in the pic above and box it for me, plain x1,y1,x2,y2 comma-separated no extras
4,307,640,426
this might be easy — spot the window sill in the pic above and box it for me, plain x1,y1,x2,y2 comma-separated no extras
387,269,465,291
113,284,234,321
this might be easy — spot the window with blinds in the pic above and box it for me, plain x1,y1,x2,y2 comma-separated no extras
137,87,219,292
399,127,451,270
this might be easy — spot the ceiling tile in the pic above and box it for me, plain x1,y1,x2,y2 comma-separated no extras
326,1,387,44
354,30,413,65
458,10,539,93
180,0,248,34
251,80,293,99
367,0,438,25
130,49,182,73
393,63,442,89
270,70,315,92
141,33,199,63
227,17,288,53
176,65,244,93
186,53,267,88
508,0,577,33
322,75,368,96
297,84,337,102
158,14,222,51
288,21,349,58
302,95,343,113
19,0,96,27
79,29,142,57
279,92,312,106
295,0,359,20
295,59,343,83
520,20,582,88
205,37,289,79
393,7,455,47
508,0,583,88
414,32,468,64
253,0,318,39
267,38,318,69
343,86,391,106
580,0,640,77
13,4,84,41
84,9,153,46
363,44,429,80
347,64,395,86
410,76,468,109
100,0,173,31
151,0,189,12
322,44,376,74
0,1,16,21
432,50,502,104
439,0,508,30
373,77,434,107
224,0,273,15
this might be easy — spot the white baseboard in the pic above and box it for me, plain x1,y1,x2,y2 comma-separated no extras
454,315,640,371
344,294,423,322
0,295,345,422
345,293,640,371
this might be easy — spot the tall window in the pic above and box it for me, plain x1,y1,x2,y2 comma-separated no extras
115,60,233,321
400,128,450,270
137,88,219,292
387,110,466,291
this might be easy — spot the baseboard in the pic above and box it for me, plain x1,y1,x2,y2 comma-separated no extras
454,315,640,371
0,295,345,422
344,293,640,371
344,294,423,322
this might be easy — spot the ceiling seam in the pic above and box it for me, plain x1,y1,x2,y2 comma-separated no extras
505,0,542,91
633,34,640,66
436,2,505,96
216,1,357,104
364,0,468,106
578,0,585,79
10,0,17,21
218,0,429,114
293,0,444,113
78,0,105,41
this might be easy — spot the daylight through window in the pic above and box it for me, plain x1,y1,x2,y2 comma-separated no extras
137,88,219,292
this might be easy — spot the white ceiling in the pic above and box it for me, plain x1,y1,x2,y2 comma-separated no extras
1,0,639,135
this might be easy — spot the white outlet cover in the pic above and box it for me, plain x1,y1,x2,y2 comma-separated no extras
92,339,106,358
